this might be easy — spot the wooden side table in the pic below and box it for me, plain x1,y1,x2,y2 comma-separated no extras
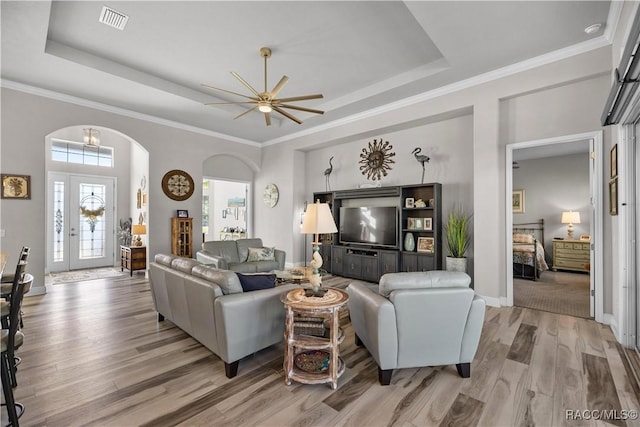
281,288,348,390
120,245,147,276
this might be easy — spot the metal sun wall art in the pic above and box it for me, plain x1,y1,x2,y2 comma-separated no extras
359,138,395,181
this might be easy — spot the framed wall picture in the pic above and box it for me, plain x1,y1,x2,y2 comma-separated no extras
1,174,31,199
512,189,525,214
609,178,618,216
423,217,433,231
177,209,189,218
417,237,435,253
610,144,618,179
405,197,415,208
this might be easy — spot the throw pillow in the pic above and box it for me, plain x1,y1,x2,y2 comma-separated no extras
237,273,277,292
247,247,276,262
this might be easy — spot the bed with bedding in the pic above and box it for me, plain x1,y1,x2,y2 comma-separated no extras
513,219,549,281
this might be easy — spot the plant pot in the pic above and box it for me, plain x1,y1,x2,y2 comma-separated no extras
446,256,467,273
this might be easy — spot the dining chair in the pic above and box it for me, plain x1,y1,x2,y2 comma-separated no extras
1,272,32,426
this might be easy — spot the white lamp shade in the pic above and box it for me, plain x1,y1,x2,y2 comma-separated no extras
301,201,337,235
561,211,581,224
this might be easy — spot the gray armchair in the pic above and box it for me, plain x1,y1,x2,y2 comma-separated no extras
347,271,485,385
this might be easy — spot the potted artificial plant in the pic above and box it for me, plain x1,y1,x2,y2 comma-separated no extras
445,208,471,272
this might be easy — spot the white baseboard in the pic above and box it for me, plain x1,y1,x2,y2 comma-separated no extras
480,295,502,307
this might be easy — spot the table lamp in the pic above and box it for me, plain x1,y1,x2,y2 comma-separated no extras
301,200,337,296
561,211,580,239
132,224,146,246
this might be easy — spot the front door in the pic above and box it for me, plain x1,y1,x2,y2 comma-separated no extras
48,173,115,272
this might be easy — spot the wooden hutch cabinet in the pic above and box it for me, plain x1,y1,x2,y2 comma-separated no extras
171,217,193,257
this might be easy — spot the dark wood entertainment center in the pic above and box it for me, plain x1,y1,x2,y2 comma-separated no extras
313,183,442,282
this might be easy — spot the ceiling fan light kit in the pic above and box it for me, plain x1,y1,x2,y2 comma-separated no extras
203,47,324,126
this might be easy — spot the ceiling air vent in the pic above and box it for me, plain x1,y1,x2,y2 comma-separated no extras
98,5,129,31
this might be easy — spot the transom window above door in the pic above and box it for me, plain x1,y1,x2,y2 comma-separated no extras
51,139,114,167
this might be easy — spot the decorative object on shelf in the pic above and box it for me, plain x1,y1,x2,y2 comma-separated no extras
263,183,279,207
405,197,414,208
512,189,525,214
610,144,618,178
162,169,195,201
429,198,435,207
445,208,471,272
417,237,435,253
414,199,426,208
295,350,330,373
561,210,581,239
301,200,338,296
177,209,189,218
411,147,430,184
414,218,424,230
423,218,433,231
404,232,415,252
610,178,618,216
324,156,334,191
407,217,416,230
132,224,146,246
118,217,133,246
1,174,30,199
83,127,100,148
202,47,324,126
359,138,395,181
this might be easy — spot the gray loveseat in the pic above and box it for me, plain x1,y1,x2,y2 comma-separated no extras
195,238,285,273
149,254,298,378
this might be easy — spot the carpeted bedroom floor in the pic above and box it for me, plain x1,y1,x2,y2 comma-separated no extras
514,270,591,318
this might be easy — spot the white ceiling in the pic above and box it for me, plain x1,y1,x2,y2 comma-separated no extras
1,1,613,145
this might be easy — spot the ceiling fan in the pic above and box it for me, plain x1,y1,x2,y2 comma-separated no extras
202,47,324,126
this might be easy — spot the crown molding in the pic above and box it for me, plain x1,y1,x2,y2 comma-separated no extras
264,35,611,147
0,79,261,147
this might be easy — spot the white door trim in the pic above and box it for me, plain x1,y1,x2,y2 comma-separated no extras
505,130,604,323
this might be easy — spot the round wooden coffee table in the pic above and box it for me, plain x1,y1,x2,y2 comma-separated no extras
281,288,348,389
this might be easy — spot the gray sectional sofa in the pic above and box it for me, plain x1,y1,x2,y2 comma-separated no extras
195,238,285,273
149,254,298,378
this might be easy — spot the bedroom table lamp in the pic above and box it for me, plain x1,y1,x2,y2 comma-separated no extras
132,224,147,246
301,200,337,296
561,211,580,240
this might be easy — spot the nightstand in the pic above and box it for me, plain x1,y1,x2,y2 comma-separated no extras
120,245,147,276
552,239,590,273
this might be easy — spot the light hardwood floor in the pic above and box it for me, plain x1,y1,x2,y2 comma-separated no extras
5,275,640,426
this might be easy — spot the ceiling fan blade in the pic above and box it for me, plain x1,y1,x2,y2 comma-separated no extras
231,72,262,98
275,94,324,103
265,112,271,126
269,76,289,99
201,83,259,101
273,106,302,124
277,104,324,115
234,105,258,120
204,101,257,106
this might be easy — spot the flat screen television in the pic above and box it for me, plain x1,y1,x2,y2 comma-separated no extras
339,206,398,248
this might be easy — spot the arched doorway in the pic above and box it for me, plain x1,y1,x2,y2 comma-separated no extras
45,126,149,274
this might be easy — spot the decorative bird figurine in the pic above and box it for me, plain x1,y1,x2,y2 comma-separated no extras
324,156,334,191
412,147,430,184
